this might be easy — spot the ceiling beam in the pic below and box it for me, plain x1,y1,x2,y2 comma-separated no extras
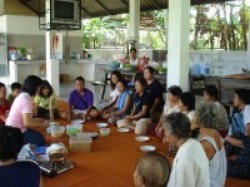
20,0,33,3
151,0,161,9
19,0,40,15
120,0,129,6
81,5,92,17
191,0,230,5
95,0,112,15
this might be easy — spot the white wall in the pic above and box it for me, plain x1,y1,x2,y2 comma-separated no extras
0,15,82,59
6,15,44,35
4,15,82,36
0,15,7,33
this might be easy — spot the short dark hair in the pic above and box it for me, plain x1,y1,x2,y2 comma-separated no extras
180,92,196,111
235,89,250,104
135,77,147,88
167,85,182,97
39,80,53,97
0,126,24,161
130,48,137,53
110,70,122,90
164,112,191,139
117,78,128,89
75,76,85,83
136,152,171,187
0,82,5,89
11,82,22,92
22,75,42,96
204,85,219,100
144,66,155,74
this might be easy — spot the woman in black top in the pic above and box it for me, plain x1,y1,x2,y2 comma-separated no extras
117,78,151,135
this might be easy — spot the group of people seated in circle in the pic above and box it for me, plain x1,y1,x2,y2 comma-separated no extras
0,65,249,186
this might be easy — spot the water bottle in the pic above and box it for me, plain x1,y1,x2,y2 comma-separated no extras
204,63,210,76
191,63,201,76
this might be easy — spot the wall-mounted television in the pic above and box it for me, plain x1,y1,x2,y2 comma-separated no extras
51,0,81,22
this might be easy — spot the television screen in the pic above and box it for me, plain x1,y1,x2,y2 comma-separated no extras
54,0,74,20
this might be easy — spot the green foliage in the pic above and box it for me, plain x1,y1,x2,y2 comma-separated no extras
82,1,250,50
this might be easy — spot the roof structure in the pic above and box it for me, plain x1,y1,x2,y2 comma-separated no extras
20,0,236,18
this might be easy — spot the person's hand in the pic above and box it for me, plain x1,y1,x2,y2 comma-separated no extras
103,113,111,119
150,109,155,115
162,137,167,144
155,125,164,138
44,120,50,128
124,116,132,124
224,135,231,143
5,110,9,118
84,113,91,121
228,154,238,161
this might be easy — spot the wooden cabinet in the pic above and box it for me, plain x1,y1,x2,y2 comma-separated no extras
190,75,250,106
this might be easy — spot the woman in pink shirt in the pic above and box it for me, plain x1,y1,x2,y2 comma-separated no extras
6,75,49,146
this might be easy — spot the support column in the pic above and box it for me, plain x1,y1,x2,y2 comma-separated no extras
45,0,60,95
245,15,250,70
129,0,140,50
45,31,60,95
167,0,190,91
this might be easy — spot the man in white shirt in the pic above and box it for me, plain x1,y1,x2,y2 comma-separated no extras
129,48,139,66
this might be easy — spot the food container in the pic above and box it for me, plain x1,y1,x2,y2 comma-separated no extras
46,143,68,161
76,132,98,139
50,126,65,138
26,54,35,60
69,137,93,152
100,128,110,136
67,123,83,132
108,61,120,70
46,122,59,133
66,127,78,137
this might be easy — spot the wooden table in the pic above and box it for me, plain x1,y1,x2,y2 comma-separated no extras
41,120,167,187
40,119,250,187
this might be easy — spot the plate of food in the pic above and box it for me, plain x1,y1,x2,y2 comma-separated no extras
140,145,156,152
117,128,130,133
135,136,150,142
96,123,108,128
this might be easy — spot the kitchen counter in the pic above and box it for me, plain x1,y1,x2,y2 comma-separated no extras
9,59,109,84
10,59,109,65
11,60,46,65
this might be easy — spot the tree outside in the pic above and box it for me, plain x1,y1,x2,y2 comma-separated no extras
82,1,250,51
